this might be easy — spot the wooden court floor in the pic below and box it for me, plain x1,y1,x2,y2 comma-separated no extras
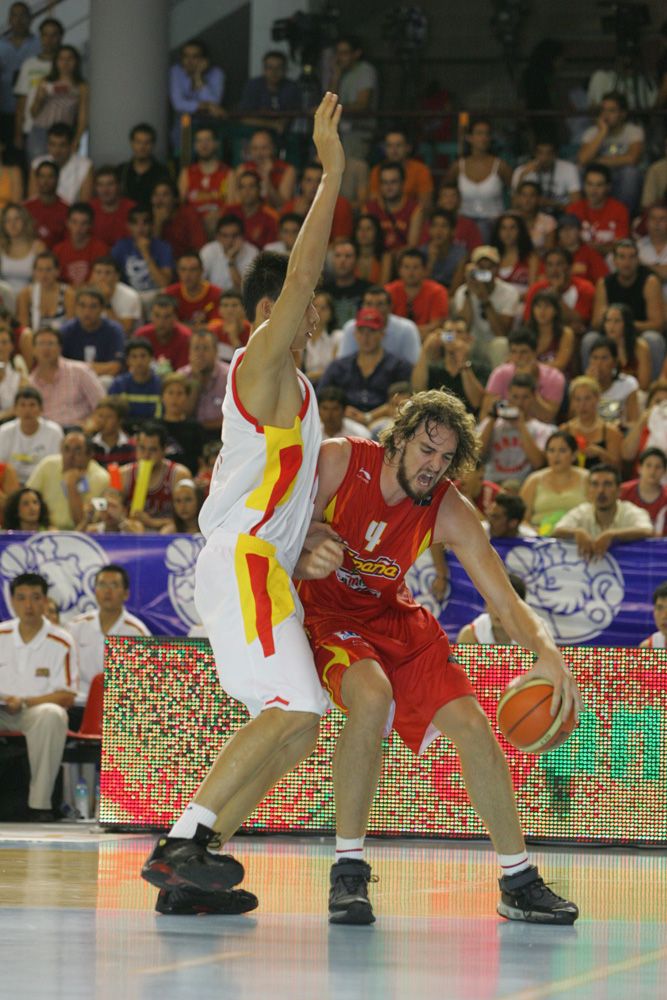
0,825,665,1000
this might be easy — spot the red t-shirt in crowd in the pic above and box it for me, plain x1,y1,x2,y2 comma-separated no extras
164,281,222,323
569,197,629,248
225,202,279,249
24,196,69,248
523,276,595,324
184,162,234,217
280,195,354,240
385,278,449,326
619,480,667,535
365,196,420,252
454,478,501,516
134,321,192,371
90,197,135,247
53,236,110,285
240,159,292,194
160,204,207,260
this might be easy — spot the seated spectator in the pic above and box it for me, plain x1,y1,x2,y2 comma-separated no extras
455,458,501,519
208,289,251,361
640,582,667,649
552,463,653,557
117,122,170,208
151,179,207,261
447,118,512,240
29,325,105,425
386,247,449,341
89,165,135,247
194,439,221,495
237,129,296,211
165,251,221,325
300,291,342,385
89,255,142,336
350,213,390,286
368,129,434,211
23,159,68,247
367,379,412,439
641,137,667,209
586,335,640,426
27,429,109,529
621,379,667,471
3,485,52,531
237,49,300,134
323,238,371,329
337,284,421,366
135,294,192,373
491,210,538,299
481,327,565,423
0,323,28,419
365,161,423,255
264,212,301,255
585,302,653,391
561,375,623,470
520,431,589,534
160,373,205,474
457,573,527,644
177,125,235,237
53,202,109,286
419,209,467,291
477,373,555,484
637,203,667,304
577,91,644,213
0,572,77,821
29,44,88,154
412,320,486,413
13,16,64,162
620,447,667,535
569,163,629,255
523,247,595,337
514,180,556,252
112,206,174,296
511,139,581,212
159,478,204,534
28,122,93,204
177,328,229,435
330,34,378,162
68,564,150,703
168,38,224,150
556,213,608,285
120,421,190,530
16,250,75,335
317,306,413,428
76,486,143,535
486,494,536,539
60,286,124,380
317,385,371,440
0,385,62,484
225,169,279,249
452,245,519,368
44,596,60,625
108,337,161,423
0,201,46,294
434,181,483,253
526,289,575,373
200,213,258,293
88,396,135,468
282,162,353,242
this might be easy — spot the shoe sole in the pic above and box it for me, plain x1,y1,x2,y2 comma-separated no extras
156,890,258,916
329,902,376,926
497,901,578,925
141,857,244,894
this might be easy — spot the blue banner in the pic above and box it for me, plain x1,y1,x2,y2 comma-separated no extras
0,531,662,646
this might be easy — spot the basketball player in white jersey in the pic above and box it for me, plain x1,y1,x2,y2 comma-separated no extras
142,93,346,916
457,574,526,645
640,582,667,649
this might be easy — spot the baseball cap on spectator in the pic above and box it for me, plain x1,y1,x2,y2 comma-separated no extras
557,214,582,230
355,307,384,330
471,245,500,265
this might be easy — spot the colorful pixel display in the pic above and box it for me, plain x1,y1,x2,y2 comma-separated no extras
100,638,667,843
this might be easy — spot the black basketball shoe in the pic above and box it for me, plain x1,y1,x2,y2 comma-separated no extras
328,858,376,925
497,865,579,924
155,885,258,916
141,824,244,893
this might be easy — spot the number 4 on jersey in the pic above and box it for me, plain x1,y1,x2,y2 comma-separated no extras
364,520,387,552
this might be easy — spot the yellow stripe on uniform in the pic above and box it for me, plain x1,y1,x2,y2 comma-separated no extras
416,529,433,559
320,642,352,709
234,535,295,647
245,421,304,512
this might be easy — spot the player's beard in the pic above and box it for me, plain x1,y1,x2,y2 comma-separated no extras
397,450,440,503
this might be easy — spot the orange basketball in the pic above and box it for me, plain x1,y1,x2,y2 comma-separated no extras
496,677,577,754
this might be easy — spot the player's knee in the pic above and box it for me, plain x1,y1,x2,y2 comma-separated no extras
266,708,320,744
438,697,494,748
344,663,393,725
31,703,68,731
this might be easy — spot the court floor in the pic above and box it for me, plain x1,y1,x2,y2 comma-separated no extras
0,825,665,1000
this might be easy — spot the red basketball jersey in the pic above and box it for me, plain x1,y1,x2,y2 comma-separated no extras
298,438,451,621
185,163,233,217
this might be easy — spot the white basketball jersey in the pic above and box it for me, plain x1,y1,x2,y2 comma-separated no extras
647,631,666,649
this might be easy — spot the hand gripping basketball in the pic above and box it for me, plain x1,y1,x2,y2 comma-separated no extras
497,677,578,754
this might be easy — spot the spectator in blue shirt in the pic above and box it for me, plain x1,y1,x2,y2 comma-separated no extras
169,38,225,150
238,50,300,134
108,337,162,424
0,2,39,160
112,206,174,295
60,286,125,379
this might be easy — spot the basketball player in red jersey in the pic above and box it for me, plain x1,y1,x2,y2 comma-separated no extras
141,94,346,915
298,389,582,925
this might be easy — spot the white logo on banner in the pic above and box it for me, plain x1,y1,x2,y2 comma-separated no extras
406,548,451,617
0,533,107,621
505,539,625,642
165,535,205,628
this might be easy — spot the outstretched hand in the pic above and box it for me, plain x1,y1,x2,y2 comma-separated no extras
313,92,345,176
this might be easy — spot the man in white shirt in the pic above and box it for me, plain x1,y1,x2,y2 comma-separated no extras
553,463,653,558
200,213,258,292
457,574,527,644
0,572,78,820
318,386,372,441
90,257,142,335
29,122,93,204
452,247,520,369
0,385,63,484
13,16,63,161
338,285,421,366
68,564,150,704
477,373,555,485
511,140,581,212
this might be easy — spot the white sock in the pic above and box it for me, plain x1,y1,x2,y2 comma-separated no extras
498,852,530,877
335,836,365,862
168,802,217,839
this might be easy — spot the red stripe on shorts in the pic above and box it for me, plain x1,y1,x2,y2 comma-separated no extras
246,552,275,657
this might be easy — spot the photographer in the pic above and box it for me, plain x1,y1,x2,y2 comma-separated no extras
451,246,520,369
411,320,486,413
480,327,566,423
477,373,555,485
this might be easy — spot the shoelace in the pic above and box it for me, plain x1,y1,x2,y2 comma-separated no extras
206,833,223,852
335,872,379,893
523,877,568,905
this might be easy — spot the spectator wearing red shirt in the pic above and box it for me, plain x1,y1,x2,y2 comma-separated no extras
524,247,595,337
620,446,667,535
177,125,236,237
134,293,192,372
556,213,608,284
164,251,221,325
368,129,435,211
150,179,206,261
237,128,296,210
569,163,629,256
53,202,109,286
89,165,135,247
225,169,279,249
24,160,68,248
385,247,449,340
434,181,483,253
206,288,251,361
280,161,353,241
365,162,423,254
